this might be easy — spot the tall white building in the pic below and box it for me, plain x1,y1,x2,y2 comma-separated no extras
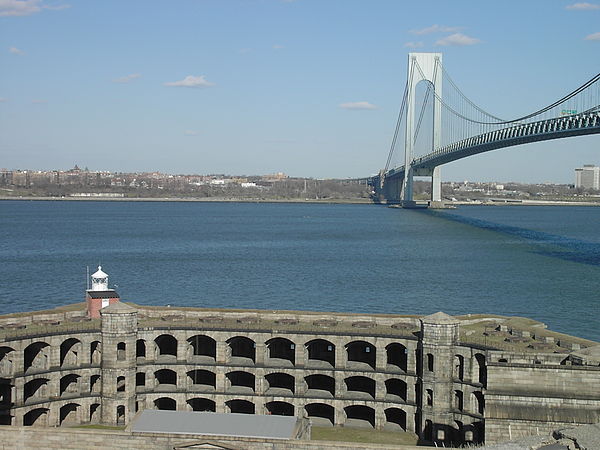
575,165,600,190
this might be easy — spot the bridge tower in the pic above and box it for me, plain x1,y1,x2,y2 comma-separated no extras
402,53,443,206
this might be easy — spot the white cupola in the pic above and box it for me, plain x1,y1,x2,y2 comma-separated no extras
91,266,109,291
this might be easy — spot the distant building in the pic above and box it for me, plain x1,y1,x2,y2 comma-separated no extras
575,165,600,190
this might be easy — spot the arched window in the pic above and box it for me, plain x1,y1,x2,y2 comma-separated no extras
117,342,126,361
426,353,434,372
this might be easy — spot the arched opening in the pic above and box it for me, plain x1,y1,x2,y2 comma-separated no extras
154,397,176,410
24,378,49,403
346,341,376,370
136,339,146,358
227,336,255,364
265,372,294,394
344,376,375,399
136,372,146,387
226,371,255,393
117,342,126,361
306,339,335,368
473,391,485,415
0,378,13,407
266,401,294,416
187,335,216,360
24,342,50,372
344,405,375,428
386,343,408,372
385,378,407,401
266,337,295,366
454,355,464,380
423,419,433,441
155,334,177,358
454,390,463,411
60,338,81,367
90,341,101,365
305,403,334,426
188,398,215,412
59,403,80,425
117,376,126,392
89,403,100,423
305,374,335,397
116,405,126,425
226,399,255,414
452,420,464,446
474,353,487,387
155,369,177,387
0,347,15,377
187,370,216,390
426,353,434,372
23,408,49,426
426,389,433,406
90,374,101,393
60,374,80,396
385,408,407,431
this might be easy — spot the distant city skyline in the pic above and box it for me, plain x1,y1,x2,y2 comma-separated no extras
1,0,599,183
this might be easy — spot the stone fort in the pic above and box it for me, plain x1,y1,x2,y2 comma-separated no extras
0,267,598,447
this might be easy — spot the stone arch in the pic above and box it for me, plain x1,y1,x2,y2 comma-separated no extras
305,374,334,397
89,403,100,423
188,398,215,412
385,378,407,401
0,346,15,377
154,397,176,410
59,403,80,425
426,388,433,406
454,354,464,380
474,353,486,386
265,372,294,394
226,370,255,393
60,374,81,396
90,341,101,365
344,376,375,399
385,407,407,431
473,391,485,415
0,377,13,408
266,337,295,366
226,399,255,414
155,334,177,358
454,389,464,411
136,339,146,358
187,335,216,359
266,401,294,416
24,341,50,372
386,343,408,372
24,378,49,402
305,403,334,426
90,374,101,393
187,369,216,389
344,405,375,428
60,338,81,367
117,405,126,425
23,408,49,426
346,340,376,370
155,369,177,387
305,339,335,367
226,336,255,363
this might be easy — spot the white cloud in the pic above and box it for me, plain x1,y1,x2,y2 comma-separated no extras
164,75,215,88
436,33,481,46
9,46,24,55
273,44,285,50
184,130,199,136
585,31,600,40
411,24,462,35
0,0,69,17
112,73,141,83
404,41,424,48
339,101,377,110
566,2,600,10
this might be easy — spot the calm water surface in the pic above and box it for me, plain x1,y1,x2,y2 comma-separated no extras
1,200,599,341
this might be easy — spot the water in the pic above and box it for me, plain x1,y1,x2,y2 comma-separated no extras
1,200,599,341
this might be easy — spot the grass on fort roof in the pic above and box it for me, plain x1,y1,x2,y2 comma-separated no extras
311,426,418,446
73,424,126,431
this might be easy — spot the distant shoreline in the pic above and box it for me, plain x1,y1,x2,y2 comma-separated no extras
1,196,599,207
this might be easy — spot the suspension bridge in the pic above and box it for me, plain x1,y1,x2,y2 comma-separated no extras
369,53,600,207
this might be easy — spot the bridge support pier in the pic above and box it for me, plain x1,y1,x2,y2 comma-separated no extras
431,166,441,203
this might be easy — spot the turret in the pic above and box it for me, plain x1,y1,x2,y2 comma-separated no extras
86,266,120,318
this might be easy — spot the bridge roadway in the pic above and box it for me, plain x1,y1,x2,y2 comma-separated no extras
378,110,600,196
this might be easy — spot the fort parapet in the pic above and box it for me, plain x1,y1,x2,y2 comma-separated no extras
0,297,599,446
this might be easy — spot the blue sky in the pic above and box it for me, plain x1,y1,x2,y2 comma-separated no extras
1,0,599,182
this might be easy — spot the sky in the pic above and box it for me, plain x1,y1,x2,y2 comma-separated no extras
0,0,599,183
